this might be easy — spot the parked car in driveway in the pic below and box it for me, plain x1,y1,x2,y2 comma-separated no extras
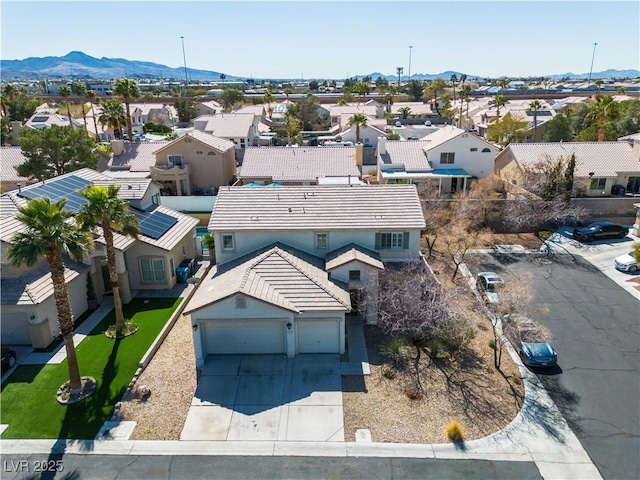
476,271,506,304
502,314,557,368
572,222,628,242
614,249,640,273
1,346,16,371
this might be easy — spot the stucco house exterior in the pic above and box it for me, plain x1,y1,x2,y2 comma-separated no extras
377,126,498,192
1,168,198,348
184,184,425,366
193,113,259,163
495,142,640,197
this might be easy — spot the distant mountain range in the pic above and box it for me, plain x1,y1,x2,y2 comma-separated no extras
1,51,638,81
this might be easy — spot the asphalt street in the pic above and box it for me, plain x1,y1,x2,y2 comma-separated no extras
0,454,542,480
474,251,640,480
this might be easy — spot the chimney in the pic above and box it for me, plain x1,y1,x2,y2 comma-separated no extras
355,143,364,167
111,139,124,156
377,137,386,155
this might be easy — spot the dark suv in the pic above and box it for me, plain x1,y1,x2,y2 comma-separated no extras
572,222,628,242
1,346,16,371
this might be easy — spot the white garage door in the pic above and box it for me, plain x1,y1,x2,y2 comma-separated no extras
204,319,285,355
297,319,340,354
1,311,32,345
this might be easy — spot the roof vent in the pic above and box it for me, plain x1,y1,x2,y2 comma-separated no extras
288,207,292,213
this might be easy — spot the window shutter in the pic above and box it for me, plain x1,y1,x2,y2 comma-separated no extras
403,232,410,249
375,233,381,250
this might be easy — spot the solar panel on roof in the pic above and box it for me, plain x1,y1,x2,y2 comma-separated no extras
137,210,178,240
32,116,49,123
19,175,92,213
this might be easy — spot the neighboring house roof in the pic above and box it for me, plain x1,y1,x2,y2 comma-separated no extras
619,132,640,142
194,114,255,138
421,125,496,152
209,184,426,231
328,105,378,118
325,243,384,271
379,140,432,171
184,243,351,315
153,130,234,155
233,105,265,116
129,103,177,118
197,100,221,110
108,141,168,172
24,113,83,130
0,168,198,251
239,147,361,183
1,259,88,306
0,147,38,186
504,142,640,177
390,102,434,116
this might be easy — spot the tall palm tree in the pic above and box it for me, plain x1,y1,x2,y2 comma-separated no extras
498,78,509,91
263,90,275,118
459,85,472,128
528,99,543,142
58,85,74,127
98,99,127,139
85,89,99,138
7,198,93,394
113,78,141,140
72,81,89,131
77,185,139,335
347,113,369,143
585,94,619,141
450,74,458,107
1,83,16,117
491,93,507,121
594,79,604,97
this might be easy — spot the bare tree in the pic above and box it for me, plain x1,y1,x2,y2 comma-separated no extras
442,212,490,281
420,183,453,257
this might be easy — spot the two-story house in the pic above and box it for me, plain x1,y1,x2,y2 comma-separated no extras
1,168,198,348
183,184,425,366
193,114,259,163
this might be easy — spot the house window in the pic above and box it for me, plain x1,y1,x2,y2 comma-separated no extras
377,232,407,250
315,233,328,250
182,245,187,256
470,147,478,152
440,152,455,164
139,257,166,284
349,270,361,281
167,154,183,166
589,178,607,190
196,150,203,155
240,139,246,148
170,258,175,277
222,233,235,251
482,148,491,153
235,295,247,309
152,193,160,205
207,151,216,155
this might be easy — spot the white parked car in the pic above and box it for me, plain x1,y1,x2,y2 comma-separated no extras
424,120,432,126
614,250,639,273
476,271,506,304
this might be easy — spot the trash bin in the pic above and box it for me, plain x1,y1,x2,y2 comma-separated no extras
176,266,190,283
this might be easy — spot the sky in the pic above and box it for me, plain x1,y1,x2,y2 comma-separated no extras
1,0,639,79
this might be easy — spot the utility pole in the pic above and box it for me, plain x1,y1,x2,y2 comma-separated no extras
408,46,413,82
587,42,598,87
180,36,189,92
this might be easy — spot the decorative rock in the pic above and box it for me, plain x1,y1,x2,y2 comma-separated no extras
56,376,97,405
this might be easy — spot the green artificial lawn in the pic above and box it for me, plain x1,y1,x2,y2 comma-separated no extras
0,297,182,439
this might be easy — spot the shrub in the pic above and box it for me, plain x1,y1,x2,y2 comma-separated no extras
404,389,422,400
478,322,489,332
511,375,522,386
380,337,411,365
144,121,172,134
381,368,396,379
488,339,496,350
436,315,476,353
446,419,464,442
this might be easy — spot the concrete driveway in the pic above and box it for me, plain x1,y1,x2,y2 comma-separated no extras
180,354,344,442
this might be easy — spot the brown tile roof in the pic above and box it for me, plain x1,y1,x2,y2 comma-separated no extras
153,130,234,155
209,184,426,231
325,243,384,271
239,147,361,182
194,114,255,138
108,141,168,172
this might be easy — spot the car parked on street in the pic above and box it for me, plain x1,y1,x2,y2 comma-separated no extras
614,249,640,273
476,271,506,304
502,314,557,368
572,222,628,242
1,346,16,372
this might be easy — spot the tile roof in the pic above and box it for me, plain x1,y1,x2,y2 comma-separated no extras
153,130,234,155
233,105,266,116
209,184,426,231
197,100,221,110
194,114,255,138
505,142,640,177
0,147,37,184
1,260,88,306
239,147,361,182
389,102,434,115
325,243,384,271
108,141,168,172
379,140,432,171
183,243,351,315
328,104,378,117
25,113,83,129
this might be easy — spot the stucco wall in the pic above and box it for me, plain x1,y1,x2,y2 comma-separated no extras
428,133,496,179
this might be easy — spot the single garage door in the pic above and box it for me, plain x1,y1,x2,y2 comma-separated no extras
297,319,340,354
1,311,32,345
204,319,286,355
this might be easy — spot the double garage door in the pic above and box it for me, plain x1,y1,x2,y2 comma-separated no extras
203,318,341,355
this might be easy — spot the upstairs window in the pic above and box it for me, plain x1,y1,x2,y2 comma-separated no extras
349,270,361,281
376,232,408,250
315,233,328,250
167,154,183,166
440,152,455,164
221,233,235,251
235,295,247,309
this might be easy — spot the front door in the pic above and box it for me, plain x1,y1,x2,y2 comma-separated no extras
451,177,458,193
349,289,363,315
100,257,112,293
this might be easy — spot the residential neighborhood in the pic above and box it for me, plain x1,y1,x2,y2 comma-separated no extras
1,47,640,480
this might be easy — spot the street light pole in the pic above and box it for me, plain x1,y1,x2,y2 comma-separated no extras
587,42,598,87
180,36,189,92
408,46,413,82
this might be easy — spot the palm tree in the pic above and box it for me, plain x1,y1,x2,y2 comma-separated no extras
491,93,507,121
498,78,509,91
528,99,543,142
398,106,412,119
85,89,100,138
59,85,74,127
284,88,292,101
113,78,141,140
459,86,472,128
1,83,16,117
263,90,275,118
347,113,369,143
450,74,458,107
585,94,619,141
77,185,139,335
594,79,604,97
98,99,127,139
7,198,93,395
72,81,88,131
